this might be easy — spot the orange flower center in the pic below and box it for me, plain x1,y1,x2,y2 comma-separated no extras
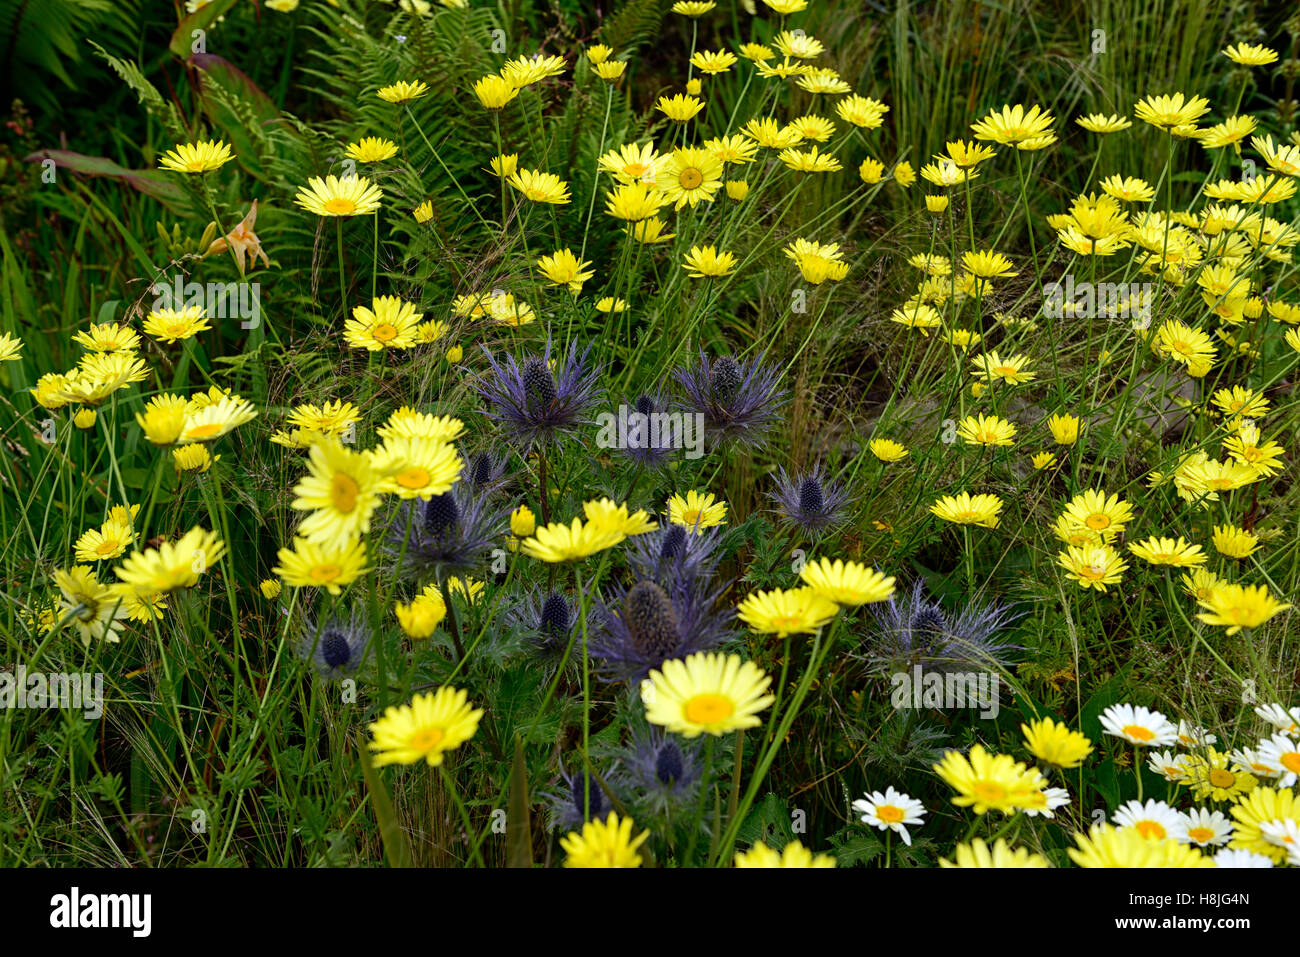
331,473,360,512
372,323,398,342
396,467,431,490
1208,769,1235,788
309,563,341,582
1187,827,1214,843
323,198,357,215
187,424,223,439
683,693,734,725
1085,514,1111,530
409,727,445,751
1135,820,1167,840
678,167,704,190
875,805,905,824
1122,724,1155,742
973,781,1006,803
1280,752,1300,775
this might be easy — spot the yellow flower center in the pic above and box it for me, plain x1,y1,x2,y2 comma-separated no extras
973,781,1006,803
1208,769,1236,788
875,805,905,824
324,198,358,214
1280,752,1300,775
683,693,735,725
1079,564,1106,580
309,563,341,582
166,323,190,337
1172,340,1195,356
409,726,445,751
1122,724,1155,741
1085,514,1111,530
372,323,398,342
625,162,648,178
1187,827,1214,843
331,473,360,512
396,467,431,490
1135,820,1167,840
187,423,223,439
770,614,805,630
679,167,704,190
96,540,120,556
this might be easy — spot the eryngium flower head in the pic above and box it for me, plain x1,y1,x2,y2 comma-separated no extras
626,522,724,584
544,764,609,831
511,590,582,667
296,608,371,680
767,462,855,535
863,580,1021,674
385,484,508,579
617,392,676,468
673,351,787,449
463,448,510,495
590,575,735,683
472,337,602,449
616,726,703,816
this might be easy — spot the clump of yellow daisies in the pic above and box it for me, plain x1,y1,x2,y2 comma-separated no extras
36,518,226,645
931,699,1300,866
271,406,466,598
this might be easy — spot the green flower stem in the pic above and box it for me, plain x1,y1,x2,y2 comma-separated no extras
715,617,843,866
439,763,487,868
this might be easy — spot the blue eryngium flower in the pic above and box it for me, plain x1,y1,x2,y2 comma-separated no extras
385,483,507,579
767,462,855,535
616,727,702,816
463,448,510,495
511,590,582,667
626,523,723,584
864,580,1022,674
544,765,608,831
590,575,735,683
617,391,675,468
673,351,786,449
296,608,370,680
472,337,602,449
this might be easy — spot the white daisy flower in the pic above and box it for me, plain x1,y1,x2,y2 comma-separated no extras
1023,785,1071,818
1258,817,1300,852
1101,703,1177,747
852,786,926,846
1214,848,1274,868
1178,808,1233,847
1254,733,1300,787
1175,720,1217,749
1229,746,1282,780
1253,703,1300,735
1147,748,1192,782
1113,799,1185,842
